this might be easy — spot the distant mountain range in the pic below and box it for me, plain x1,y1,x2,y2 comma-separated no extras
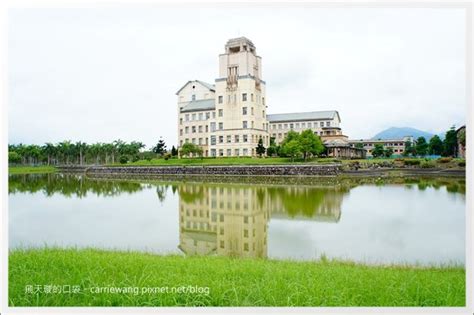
371,127,438,140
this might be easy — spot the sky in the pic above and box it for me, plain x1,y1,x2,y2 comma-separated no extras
8,6,466,149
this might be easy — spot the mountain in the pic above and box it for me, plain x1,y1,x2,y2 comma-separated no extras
371,127,435,140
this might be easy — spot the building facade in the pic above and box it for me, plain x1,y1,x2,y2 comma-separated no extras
348,136,415,158
177,37,361,158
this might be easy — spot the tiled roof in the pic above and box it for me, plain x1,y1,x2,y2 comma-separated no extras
180,99,215,113
176,80,215,95
267,111,339,123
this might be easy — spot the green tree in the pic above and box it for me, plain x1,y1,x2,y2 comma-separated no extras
299,129,324,160
371,144,385,158
266,137,278,157
443,126,457,157
355,143,364,149
281,140,302,162
180,143,203,158
403,141,415,157
415,136,428,157
256,138,266,157
428,135,443,155
171,145,178,156
153,138,167,156
8,151,21,164
384,147,394,158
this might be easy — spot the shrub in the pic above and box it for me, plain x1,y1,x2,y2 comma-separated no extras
163,153,171,160
437,157,453,163
403,159,421,166
119,156,129,164
394,158,404,162
421,161,435,168
458,161,466,167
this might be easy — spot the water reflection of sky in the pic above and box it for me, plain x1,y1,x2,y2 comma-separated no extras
9,174,465,265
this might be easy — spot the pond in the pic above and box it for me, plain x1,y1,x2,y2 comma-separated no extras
9,173,466,266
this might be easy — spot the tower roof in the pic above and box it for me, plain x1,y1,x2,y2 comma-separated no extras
225,37,256,54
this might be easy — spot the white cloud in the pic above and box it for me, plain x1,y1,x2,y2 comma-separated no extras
8,7,466,148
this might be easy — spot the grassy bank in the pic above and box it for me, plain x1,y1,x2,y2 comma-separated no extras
8,166,57,175
9,248,465,307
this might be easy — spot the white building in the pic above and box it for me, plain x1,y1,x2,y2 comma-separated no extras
177,37,362,158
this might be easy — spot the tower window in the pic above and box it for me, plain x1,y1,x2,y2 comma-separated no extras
242,93,247,101
191,94,196,101
218,96,223,104
242,107,247,115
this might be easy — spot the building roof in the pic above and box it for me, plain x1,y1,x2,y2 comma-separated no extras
175,80,215,95
267,111,340,123
180,99,215,113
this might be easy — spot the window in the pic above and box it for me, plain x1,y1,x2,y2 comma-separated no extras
210,136,216,145
244,229,249,237
198,113,203,120
192,126,196,133
290,123,294,129
180,129,183,136
219,122,223,130
235,149,240,156
284,123,288,129
198,138,202,145
243,148,248,155
326,121,330,127
198,125,202,133
235,135,239,143
219,136,224,143
218,96,223,104
227,135,231,143
320,122,324,127
211,148,216,156
206,112,210,119
191,94,196,101
262,97,265,105
179,118,183,125
227,149,231,156
218,109,223,117
212,112,216,118
219,149,224,156
251,107,254,115
192,113,196,121
278,124,282,129
296,123,300,128
242,93,247,101
242,107,247,115
251,93,254,101
302,122,306,128
243,121,248,129
185,126,189,134
251,121,254,128
185,114,189,121
192,138,196,144
210,122,216,132
205,125,209,132
262,110,265,117
243,135,248,142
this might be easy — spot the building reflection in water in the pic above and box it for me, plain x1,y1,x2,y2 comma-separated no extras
176,183,349,258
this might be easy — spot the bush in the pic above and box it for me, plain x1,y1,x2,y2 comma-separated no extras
163,153,171,160
437,157,453,163
421,161,435,168
119,156,129,164
458,161,466,167
394,158,404,162
403,159,421,166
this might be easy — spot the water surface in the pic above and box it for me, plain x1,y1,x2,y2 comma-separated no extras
9,174,465,265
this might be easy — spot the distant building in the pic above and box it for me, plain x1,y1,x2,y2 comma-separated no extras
176,37,363,158
348,136,415,158
456,125,466,158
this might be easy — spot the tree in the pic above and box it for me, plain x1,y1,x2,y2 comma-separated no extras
180,143,203,158
371,144,385,158
8,151,21,164
266,137,278,157
281,139,302,162
171,146,178,156
299,129,325,161
415,136,428,157
428,135,443,155
443,126,457,157
255,138,266,157
403,141,415,157
355,143,364,149
153,138,167,156
384,147,394,158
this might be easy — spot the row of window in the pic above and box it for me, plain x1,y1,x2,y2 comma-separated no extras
180,134,266,146
218,93,265,105
210,148,253,157
180,121,267,135
271,121,332,130
362,142,405,147
272,130,331,139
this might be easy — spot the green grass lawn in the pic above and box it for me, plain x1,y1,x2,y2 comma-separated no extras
9,248,465,307
8,166,57,174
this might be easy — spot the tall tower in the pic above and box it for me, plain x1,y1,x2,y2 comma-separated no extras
210,37,269,157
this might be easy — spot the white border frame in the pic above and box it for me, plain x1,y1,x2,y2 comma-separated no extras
1,1,472,314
